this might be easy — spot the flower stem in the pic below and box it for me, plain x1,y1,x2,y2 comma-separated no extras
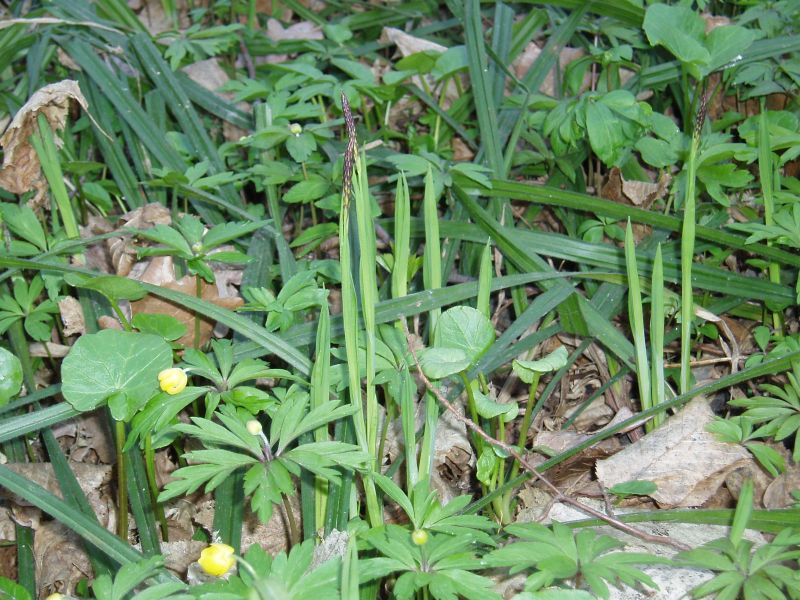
144,433,169,541
115,420,128,540
194,275,202,349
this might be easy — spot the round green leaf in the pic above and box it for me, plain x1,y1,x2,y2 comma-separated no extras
473,385,518,421
0,346,23,405
285,132,316,163
435,306,495,366
64,273,147,302
61,330,173,420
132,313,188,342
513,346,569,384
418,347,470,380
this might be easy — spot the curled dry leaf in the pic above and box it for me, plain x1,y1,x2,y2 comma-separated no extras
432,407,474,503
380,27,447,56
107,203,171,276
595,397,753,507
380,27,460,121
58,295,85,337
193,495,297,556
35,521,92,598
183,58,248,141
601,167,670,208
266,18,323,41
132,0,190,36
513,44,585,96
159,539,208,575
0,80,88,206
28,342,71,357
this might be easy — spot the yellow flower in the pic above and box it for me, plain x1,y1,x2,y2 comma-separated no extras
198,543,236,577
288,122,302,136
45,594,66,600
158,368,187,395
246,419,263,435
411,529,428,545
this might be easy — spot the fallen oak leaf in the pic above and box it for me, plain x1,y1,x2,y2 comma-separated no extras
0,80,88,206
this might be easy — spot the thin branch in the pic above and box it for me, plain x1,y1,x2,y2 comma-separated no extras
403,323,690,552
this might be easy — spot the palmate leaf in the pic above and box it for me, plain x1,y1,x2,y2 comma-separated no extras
249,540,340,600
283,442,370,482
172,412,261,457
244,460,295,523
158,450,259,501
487,522,662,598
275,397,357,453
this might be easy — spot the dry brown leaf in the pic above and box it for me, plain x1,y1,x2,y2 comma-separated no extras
193,495,296,555
763,453,800,509
159,539,207,574
380,27,446,55
595,397,752,507
130,256,243,347
97,315,124,331
106,203,171,276
512,44,585,96
58,296,85,337
28,342,71,357
183,58,249,142
3,463,113,516
601,167,670,208
133,0,190,36
59,412,116,464
451,137,474,161
565,396,614,432
0,80,88,206
266,18,323,41
432,407,474,503
380,27,460,118
35,521,92,598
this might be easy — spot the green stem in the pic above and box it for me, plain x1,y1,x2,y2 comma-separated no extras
680,127,700,395
194,275,202,349
282,493,299,547
459,371,483,454
115,420,129,540
144,434,169,541
515,372,541,463
110,300,132,332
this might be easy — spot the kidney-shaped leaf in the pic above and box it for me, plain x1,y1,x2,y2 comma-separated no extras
513,346,569,384
0,346,22,405
643,4,709,75
419,347,470,380
436,306,495,366
62,330,172,420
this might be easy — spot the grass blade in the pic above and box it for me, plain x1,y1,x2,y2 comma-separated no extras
625,221,651,424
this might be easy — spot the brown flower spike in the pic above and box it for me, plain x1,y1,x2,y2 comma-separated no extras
341,91,357,206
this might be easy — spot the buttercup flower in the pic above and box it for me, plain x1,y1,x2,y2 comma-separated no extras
198,543,236,577
246,419,263,435
158,368,187,395
411,529,428,546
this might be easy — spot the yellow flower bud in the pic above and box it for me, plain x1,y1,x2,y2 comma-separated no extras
46,594,67,600
289,122,302,136
198,543,236,577
246,419,263,435
411,529,428,545
158,368,187,395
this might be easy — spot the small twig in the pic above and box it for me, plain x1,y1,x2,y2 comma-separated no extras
402,323,690,552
